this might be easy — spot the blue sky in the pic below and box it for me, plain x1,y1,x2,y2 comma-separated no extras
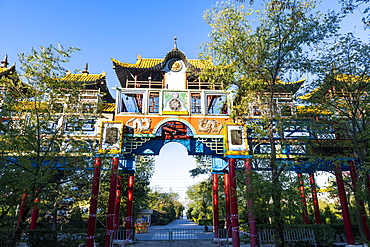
1,0,368,203
1,0,368,90
0,0,215,88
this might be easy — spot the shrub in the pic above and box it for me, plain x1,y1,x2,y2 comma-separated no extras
158,218,169,225
257,224,335,247
28,229,57,247
198,219,212,226
0,229,13,247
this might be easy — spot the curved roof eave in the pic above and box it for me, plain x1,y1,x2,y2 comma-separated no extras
112,49,198,72
0,64,16,77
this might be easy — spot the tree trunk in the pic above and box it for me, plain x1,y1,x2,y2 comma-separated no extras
271,169,284,247
268,88,284,247
52,203,58,231
10,207,31,247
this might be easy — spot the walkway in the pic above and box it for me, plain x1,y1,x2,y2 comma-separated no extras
130,219,251,247
150,218,213,230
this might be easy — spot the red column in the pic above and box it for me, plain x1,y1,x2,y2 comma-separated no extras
29,197,40,230
17,193,28,228
244,159,257,247
229,158,240,247
309,173,321,224
126,174,134,230
349,160,370,241
115,176,123,230
224,173,232,239
334,163,355,245
86,157,102,247
297,173,309,224
105,157,119,247
212,173,220,239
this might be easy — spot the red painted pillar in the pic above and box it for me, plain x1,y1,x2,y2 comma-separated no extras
115,176,123,230
105,157,119,247
244,159,258,247
29,196,40,230
224,173,232,239
212,173,220,239
309,173,321,224
334,163,355,245
126,174,135,230
349,160,370,241
297,173,309,224
86,157,102,247
229,158,240,247
17,193,28,228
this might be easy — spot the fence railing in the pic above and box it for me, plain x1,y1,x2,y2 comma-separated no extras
258,228,317,247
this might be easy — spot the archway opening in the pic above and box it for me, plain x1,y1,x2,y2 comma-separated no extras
149,142,209,205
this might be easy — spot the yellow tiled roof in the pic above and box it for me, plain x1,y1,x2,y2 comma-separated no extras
112,57,213,69
296,105,331,115
0,65,15,77
62,72,106,82
299,74,370,100
0,67,12,74
102,103,115,112
335,74,370,83
276,78,306,85
15,101,48,111
298,87,320,100
16,101,116,113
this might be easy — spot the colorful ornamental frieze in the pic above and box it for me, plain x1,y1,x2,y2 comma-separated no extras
97,39,239,158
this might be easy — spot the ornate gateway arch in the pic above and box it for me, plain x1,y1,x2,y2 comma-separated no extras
90,40,250,247
86,39,363,247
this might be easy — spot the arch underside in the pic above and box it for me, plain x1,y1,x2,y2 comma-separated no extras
122,135,352,174
124,137,224,157
121,121,353,173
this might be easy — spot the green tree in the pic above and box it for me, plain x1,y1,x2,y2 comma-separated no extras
201,1,340,245
339,0,370,27
307,33,370,170
0,44,98,246
147,189,183,222
95,155,155,228
186,178,213,221
304,33,370,241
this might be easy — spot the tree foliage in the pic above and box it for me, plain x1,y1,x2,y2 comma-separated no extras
339,0,370,27
147,189,184,222
201,1,341,245
0,44,101,245
305,32,370,242
186,177,213,221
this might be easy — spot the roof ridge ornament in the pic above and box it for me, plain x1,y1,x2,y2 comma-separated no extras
1,54,9,68
82,62,89,74
173,36,178,51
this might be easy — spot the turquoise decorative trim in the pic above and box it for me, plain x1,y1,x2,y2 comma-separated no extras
226,155,253,159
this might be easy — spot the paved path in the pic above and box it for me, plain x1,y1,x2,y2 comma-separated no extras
130,219,251,246
150,218,213,230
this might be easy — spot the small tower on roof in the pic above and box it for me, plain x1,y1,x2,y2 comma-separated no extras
82,63,89,74
111,37,215,90
173,36,178,51
1,55,9,68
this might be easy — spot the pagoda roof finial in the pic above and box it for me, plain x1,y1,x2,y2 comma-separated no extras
173,36,178,51
1,54,9,68
82,62,89,74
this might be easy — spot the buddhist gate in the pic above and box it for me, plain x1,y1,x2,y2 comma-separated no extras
2,41,365,247
80,39,365,247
